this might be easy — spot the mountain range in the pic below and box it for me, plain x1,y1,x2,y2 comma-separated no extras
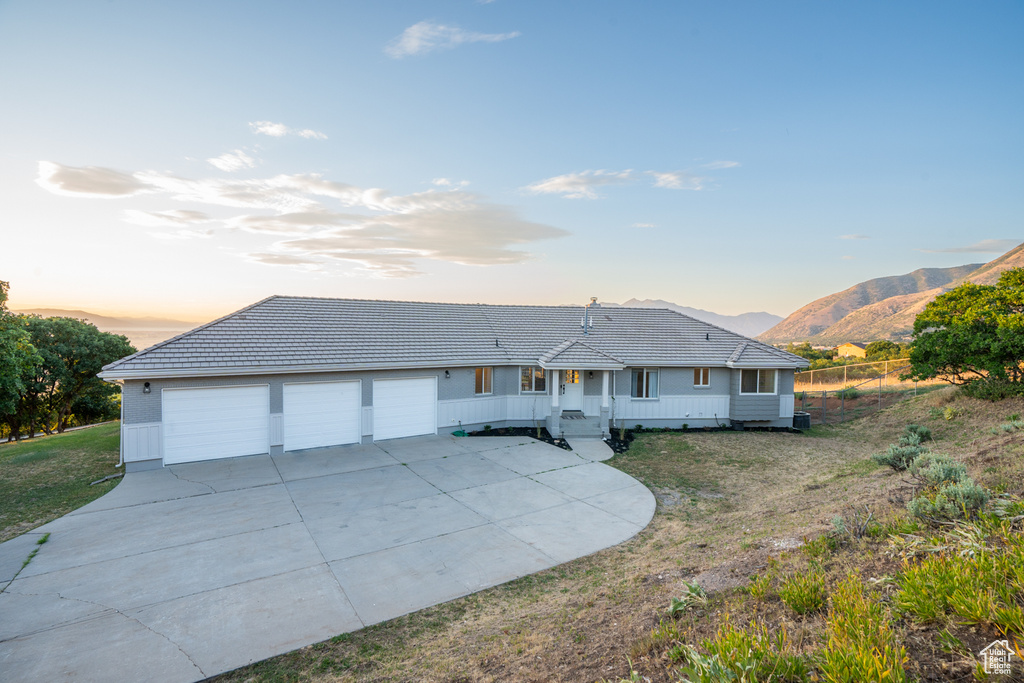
757,241,1024,345
11,309,200,352
606,299,783,338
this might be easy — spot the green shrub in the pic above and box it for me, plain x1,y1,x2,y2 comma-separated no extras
818,574,907,683
837,385,859,400
666,581,707,616
676,620,811,682
779,571,826,615
943,406,964,421
872,443,928,471
896,519,1024,638
907,480,989,522
747,574,772,601
961,378,1024,401
897,431,921,448
907,452,967,487
903,424,932,443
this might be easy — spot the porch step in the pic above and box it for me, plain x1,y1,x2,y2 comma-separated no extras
558,414,603,438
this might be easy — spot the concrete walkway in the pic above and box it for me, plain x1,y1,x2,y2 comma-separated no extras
0,435,654,683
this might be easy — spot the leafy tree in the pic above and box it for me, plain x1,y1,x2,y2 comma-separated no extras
905,268,1024,385
16,316,134,435
785,342,835,362
0,281,41,434
864,340,909,361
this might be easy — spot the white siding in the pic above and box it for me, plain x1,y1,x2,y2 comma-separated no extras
438,396,506,428
162,386,269,465
612,395,730,421
506,395,552,421
283,381,361,451
779,394,795,419
122,422,161,462
373,377,437,440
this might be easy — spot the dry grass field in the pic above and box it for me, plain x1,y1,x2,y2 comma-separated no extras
211,386,1024,682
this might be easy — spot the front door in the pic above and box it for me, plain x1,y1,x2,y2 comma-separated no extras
561,370,584,411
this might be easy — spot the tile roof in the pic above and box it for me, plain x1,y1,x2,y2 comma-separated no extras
100,296,808,379
538,340,624,368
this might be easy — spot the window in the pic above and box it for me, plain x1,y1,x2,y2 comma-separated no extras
694,367,711,387
475,367,492,395
631,368,659,398
740,369,776,394
520,366,546,393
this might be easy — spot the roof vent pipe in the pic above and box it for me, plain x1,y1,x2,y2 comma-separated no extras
582,298,597,335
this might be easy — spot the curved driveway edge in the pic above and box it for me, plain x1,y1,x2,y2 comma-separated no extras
0,435,655,683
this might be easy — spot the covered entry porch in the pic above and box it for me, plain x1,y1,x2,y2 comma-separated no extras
539,339,624,439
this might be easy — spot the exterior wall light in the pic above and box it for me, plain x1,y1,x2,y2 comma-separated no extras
444,370,450,378
143,382,151,394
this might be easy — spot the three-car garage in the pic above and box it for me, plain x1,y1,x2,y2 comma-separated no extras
158,376,438,466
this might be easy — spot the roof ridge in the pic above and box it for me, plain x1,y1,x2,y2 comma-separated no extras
728,342,748,363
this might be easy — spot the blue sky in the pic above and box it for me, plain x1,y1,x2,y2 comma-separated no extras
1,1,1021,320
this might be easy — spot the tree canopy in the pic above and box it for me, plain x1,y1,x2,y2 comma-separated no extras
0,281,136,439
905,268,1024,385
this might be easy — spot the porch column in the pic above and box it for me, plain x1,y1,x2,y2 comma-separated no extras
547,369,562,438
600,370,612,439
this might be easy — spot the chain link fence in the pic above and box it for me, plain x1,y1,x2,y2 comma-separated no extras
794,364,931,425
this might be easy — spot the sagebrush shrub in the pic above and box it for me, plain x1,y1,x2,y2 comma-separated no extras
908,452,967,487
872,443,928,471
907,480,989,521
903,424,932,443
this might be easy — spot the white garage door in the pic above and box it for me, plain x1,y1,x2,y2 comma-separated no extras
283,381,361,451
163,386,269,465
373,377,437,441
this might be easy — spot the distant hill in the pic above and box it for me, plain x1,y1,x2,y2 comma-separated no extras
607,299,783,338
12,308,201,351
758,240,1024,345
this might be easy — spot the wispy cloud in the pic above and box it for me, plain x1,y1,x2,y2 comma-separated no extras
432,177,469,188
272,203,564,277
36,161,153,197
841,255,855,260
919,239,1019,254
36,161,567,277
838,234,869,240
208,149,256,172
647,170,705,190
631,222,655,229
525,162,738,199
247,252,323,269
123,209,211,227
249,121,327,140
523,170,632,199
386,20,519,58
150,229,214,241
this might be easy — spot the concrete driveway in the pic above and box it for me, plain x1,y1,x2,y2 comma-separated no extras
0,435,654,682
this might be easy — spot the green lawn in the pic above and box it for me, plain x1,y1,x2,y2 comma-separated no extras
0,422,122,542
